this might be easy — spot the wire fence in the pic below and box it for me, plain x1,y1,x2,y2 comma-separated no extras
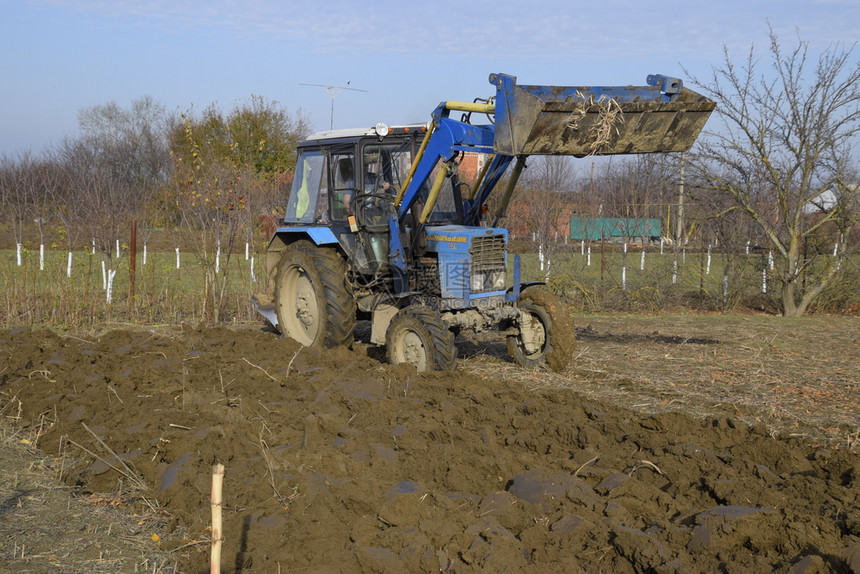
1,231,858,330
519,238,859,314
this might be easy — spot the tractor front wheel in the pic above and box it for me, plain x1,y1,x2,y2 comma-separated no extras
507,286,575,372
386,306,456,372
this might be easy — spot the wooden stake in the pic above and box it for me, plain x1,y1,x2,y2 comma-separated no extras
211,464,225,574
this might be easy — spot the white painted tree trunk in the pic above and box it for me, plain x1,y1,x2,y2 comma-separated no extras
16,243,22,266
706,245,712,275
175,247,180,269
39,244,44,271
106,269,116,303
67,251,73,278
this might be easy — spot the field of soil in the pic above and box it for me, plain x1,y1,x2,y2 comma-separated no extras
1,314,858,573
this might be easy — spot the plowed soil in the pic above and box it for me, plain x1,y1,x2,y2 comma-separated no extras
1,321,858,573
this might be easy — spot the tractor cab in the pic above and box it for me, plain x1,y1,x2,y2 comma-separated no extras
281,124,466,281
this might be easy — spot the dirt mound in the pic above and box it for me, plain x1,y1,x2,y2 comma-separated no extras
1,325,858,573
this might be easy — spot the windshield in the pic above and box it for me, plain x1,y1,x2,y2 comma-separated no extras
361,142,410,193
360,140,462,225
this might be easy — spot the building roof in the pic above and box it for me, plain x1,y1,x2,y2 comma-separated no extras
803,189,840,214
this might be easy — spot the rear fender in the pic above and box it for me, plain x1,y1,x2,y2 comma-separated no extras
265,227,339,276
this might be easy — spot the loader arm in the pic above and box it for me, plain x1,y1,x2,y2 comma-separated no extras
394,105,496,222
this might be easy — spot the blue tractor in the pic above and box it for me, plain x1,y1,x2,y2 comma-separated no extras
256,73,714,371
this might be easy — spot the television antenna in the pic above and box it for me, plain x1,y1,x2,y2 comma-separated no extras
300,83,367,130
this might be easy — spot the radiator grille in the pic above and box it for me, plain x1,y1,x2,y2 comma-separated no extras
470,234,506,272
469,234,506,293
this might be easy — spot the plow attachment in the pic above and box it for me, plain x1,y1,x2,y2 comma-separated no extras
251,294,279,328
490,73,715,157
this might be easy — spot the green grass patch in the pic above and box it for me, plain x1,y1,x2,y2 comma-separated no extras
0,247,267,330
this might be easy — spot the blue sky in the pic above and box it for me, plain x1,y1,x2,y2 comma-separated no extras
1,0,857,156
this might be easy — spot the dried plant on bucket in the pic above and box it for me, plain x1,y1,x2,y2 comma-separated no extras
566,92,625,155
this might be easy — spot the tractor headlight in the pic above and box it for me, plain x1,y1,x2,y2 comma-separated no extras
375,123,389,137
471,272,484,293
491,270,506,290
470,270,506,292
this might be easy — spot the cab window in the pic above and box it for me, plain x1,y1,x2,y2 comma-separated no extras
285,150,327,224
330,152,356,221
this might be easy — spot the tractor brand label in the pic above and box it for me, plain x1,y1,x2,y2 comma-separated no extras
426,234,467,243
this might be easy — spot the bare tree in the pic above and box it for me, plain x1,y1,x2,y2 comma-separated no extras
168,98,310,322
30,159,61,271
510,156,578,278
0,153,35,266
592,155,678,243
46,97,171,301
686,28,860,316
0,153,64,269
170,113,245,322
52,142,100,274
77,96,172,250
226,96,311,275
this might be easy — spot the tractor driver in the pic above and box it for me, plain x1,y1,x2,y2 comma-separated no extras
333,157,356,218
365,171,395,195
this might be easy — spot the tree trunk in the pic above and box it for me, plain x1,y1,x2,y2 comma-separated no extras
781,280,801,317
204,266,218,323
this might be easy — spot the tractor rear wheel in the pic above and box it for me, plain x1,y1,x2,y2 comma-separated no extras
386,306,456,372
274,241,356,347
507,286,575,372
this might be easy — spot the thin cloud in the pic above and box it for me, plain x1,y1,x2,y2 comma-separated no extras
35,0,825,60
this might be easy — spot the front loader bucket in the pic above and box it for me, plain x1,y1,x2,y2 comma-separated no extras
490,73,715,157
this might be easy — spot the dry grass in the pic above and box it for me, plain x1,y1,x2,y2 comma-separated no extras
0,407,179,573
459,313,859,448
